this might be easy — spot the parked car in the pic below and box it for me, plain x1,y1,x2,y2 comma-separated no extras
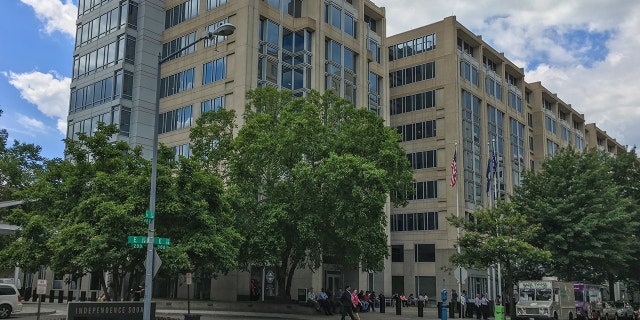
613,301,635,320
0,283,22,319
602,301,617,320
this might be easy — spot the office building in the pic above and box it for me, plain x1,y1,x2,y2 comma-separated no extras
60,2,626,302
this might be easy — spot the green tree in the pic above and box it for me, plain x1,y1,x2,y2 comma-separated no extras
512,148,637,285
1,123,240,300
191,87,413,300
448,201,551,319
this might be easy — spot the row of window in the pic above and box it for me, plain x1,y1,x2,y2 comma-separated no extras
390,90,436,115
158,57,227,99
159,95,227,135
390,212,439,232
388,33,436,61
172,143,191,161
69,70,132,113
325,2,357,38
160,68,195,98
159,105,193,134
390,62,436,88
165,0,199,29
72,35,134,80
396,120,437,142
407,150,437,170
162,32,197,62
75,2,136,49
77,0,113,17
391,244,435,263
408,181,438,200
67,106,131,140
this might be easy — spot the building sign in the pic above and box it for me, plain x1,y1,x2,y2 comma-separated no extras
67,302,155,320
266,270,275,283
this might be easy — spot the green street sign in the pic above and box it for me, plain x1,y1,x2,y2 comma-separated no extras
145,211,155,219
127,236,171,249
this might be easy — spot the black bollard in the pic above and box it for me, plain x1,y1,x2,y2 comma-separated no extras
58,290,64,303
49,290,55,303
396,296,402,315
438,302,442,318
379,295,385,313
418,300,424,317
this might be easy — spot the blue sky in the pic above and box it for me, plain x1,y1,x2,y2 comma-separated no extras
1,0,639,160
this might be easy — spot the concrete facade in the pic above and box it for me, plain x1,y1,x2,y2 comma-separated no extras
59,1,628,304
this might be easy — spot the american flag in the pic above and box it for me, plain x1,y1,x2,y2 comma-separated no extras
450,150,457,187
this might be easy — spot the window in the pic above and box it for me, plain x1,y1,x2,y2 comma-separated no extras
202,56,227,85
390,62,435,88
389,33,436,61
391,245,404,262
207,0,228,10
508,91,522,113
457,38,473,56
545,115,557,135
407,150,437,169
460,59,479,86
415,244,435,262
162,32,197,61
391,90,436,115
159,105,193,134
396,120,436,142
547,139,559,158
165,0,200,29
160,68,196,97
409,181,438,200
201,95,225,113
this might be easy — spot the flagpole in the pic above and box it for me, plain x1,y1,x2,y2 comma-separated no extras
455,142,461,315
493,138,503,301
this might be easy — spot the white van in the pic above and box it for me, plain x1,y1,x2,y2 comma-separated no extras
516,278,576,320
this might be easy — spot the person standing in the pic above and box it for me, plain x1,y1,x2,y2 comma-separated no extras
461,290,468,318
452,289,459,315
480,294,489,320
341,286,356,320
475,293,482,319
352,289,362,320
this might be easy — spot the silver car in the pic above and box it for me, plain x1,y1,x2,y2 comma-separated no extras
0,283,22,319
613,301,634,320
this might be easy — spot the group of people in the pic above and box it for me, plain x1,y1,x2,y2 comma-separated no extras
459,290,494,320
393,292,429,307
307,286,380,318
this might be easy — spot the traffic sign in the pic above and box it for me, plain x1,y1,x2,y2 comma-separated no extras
37,279,47,294
127,236,171,249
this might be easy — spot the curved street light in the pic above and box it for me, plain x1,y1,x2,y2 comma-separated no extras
143,22,236,320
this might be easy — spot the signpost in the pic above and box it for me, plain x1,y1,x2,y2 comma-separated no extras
36,279,46,320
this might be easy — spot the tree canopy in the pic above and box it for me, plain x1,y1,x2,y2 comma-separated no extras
1,124,240,300
191,87,414,299
512,148,638,284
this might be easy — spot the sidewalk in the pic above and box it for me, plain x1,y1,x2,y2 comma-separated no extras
19,300,486,320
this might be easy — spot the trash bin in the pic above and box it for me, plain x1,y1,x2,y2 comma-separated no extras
379,295,385,313
494,305,505,320
418,300,424,317
396,296,402,315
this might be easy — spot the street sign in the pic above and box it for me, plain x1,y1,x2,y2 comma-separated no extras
153,250,162,278
37,279,47,294
127,236,171,249
454,266,468,284
266,270,275,283
144,211,155,224
186,273,192,285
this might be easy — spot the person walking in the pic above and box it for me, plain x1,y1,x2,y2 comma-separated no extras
341,285,356,320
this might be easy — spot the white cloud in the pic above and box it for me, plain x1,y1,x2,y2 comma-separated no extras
20,0,77,37
375,0,640,148
16,114,47,134
5,71,71,134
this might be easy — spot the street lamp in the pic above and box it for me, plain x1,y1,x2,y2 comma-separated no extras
143,22,236,320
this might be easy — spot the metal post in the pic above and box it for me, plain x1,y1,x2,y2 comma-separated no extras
141,23,235,320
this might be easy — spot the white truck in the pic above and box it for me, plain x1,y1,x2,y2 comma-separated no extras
516,278,576,320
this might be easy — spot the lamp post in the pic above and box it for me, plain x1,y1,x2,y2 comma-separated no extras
143,22,236,320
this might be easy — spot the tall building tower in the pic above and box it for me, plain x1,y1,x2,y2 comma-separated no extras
68,0,390,301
